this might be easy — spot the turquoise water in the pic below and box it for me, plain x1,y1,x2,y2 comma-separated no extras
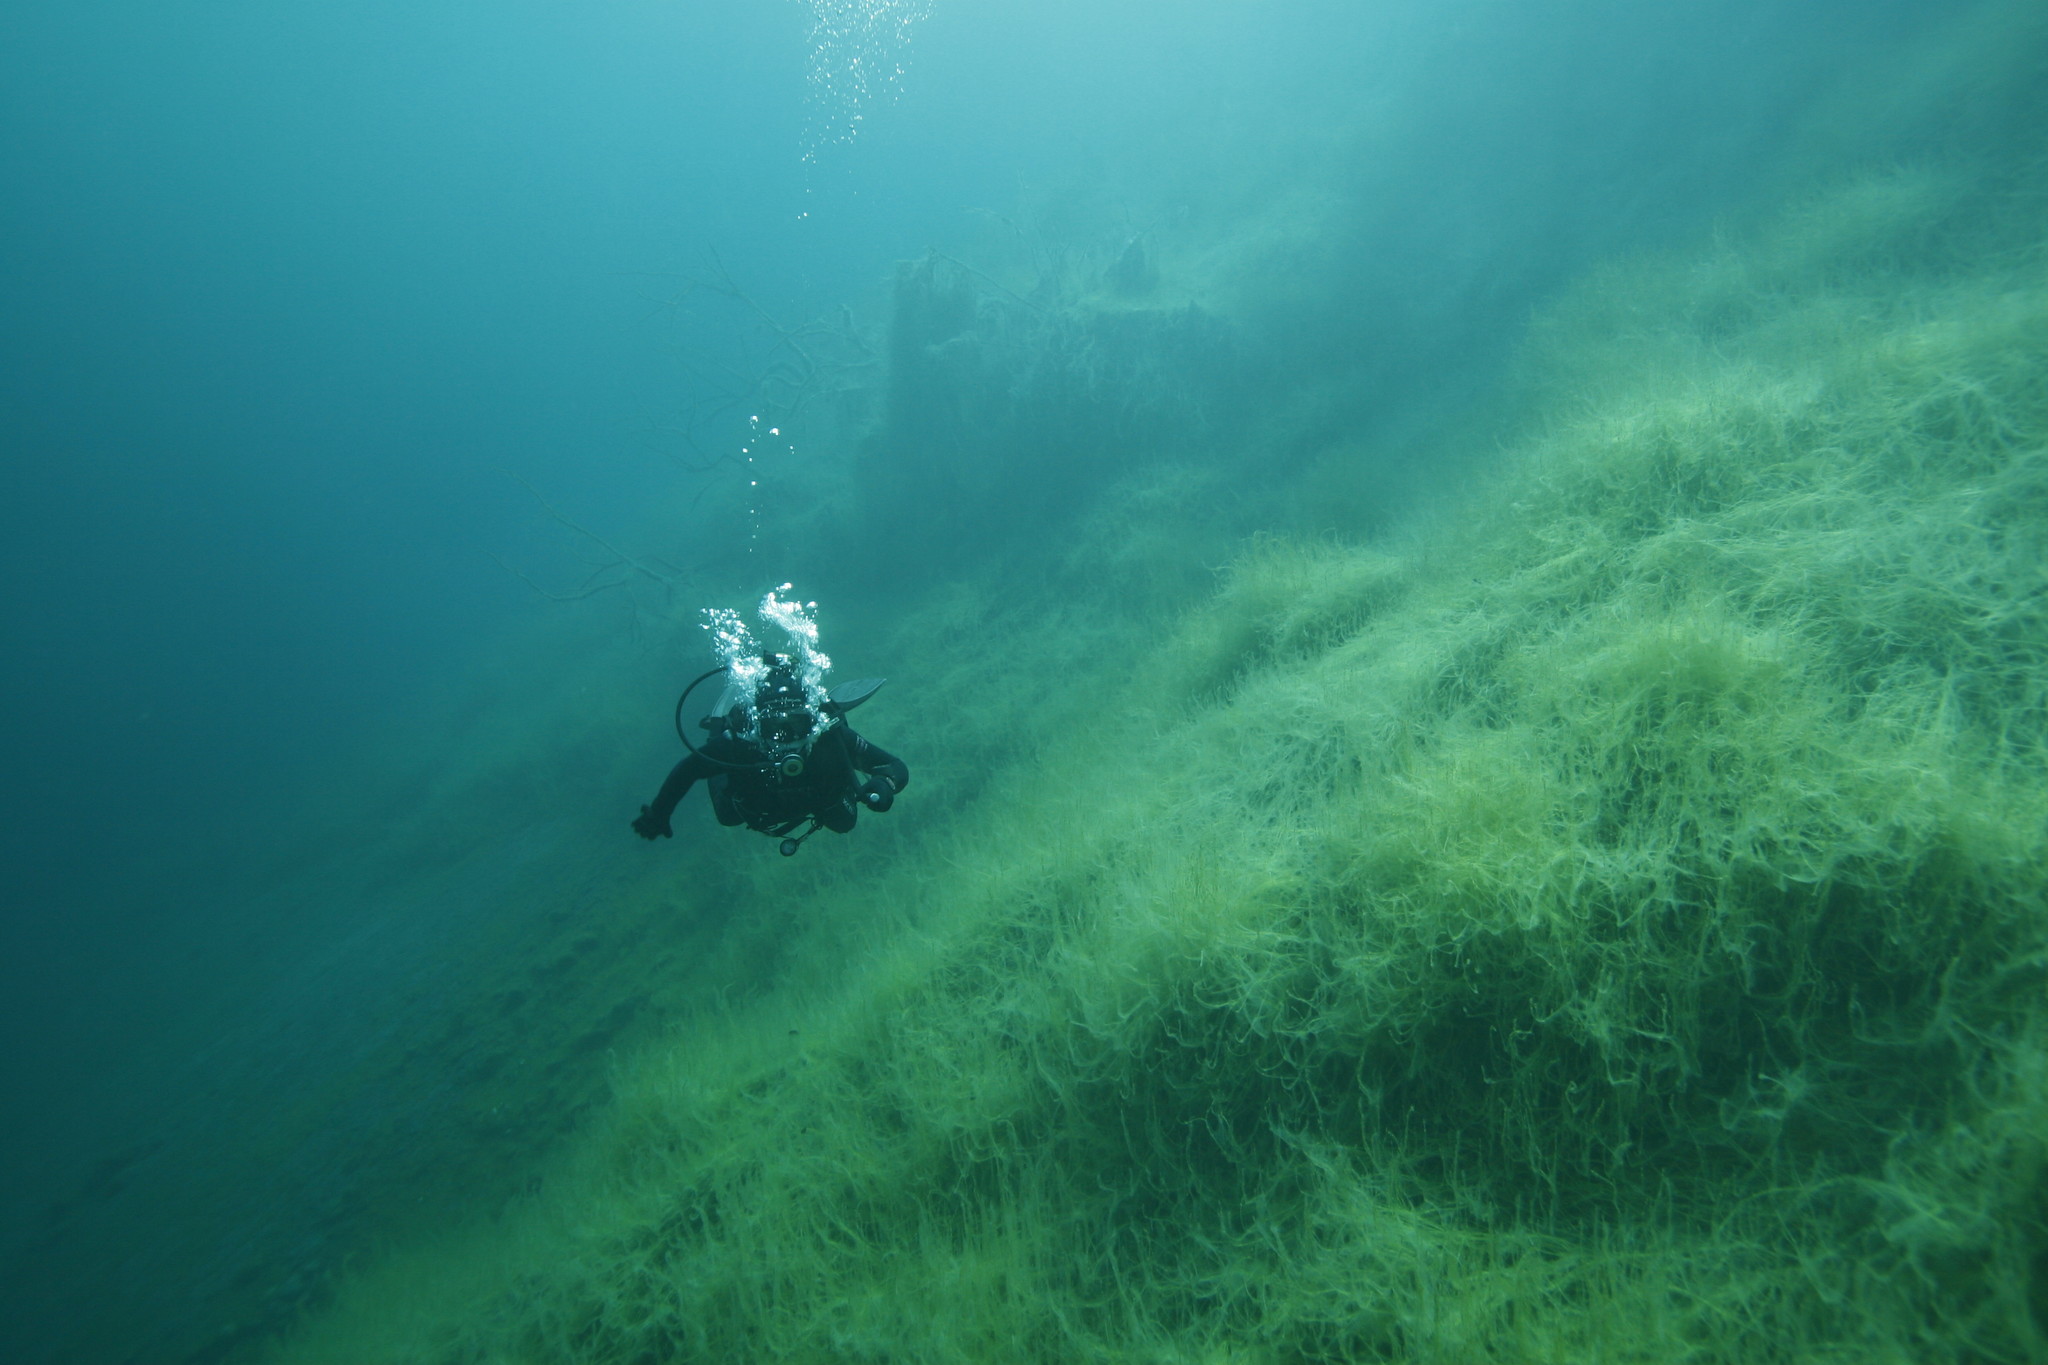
2,2,2042,1361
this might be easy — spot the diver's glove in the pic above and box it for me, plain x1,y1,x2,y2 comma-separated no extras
632,805,673,840
858,776,896,813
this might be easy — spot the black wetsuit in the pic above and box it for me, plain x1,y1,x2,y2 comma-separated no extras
637,725,909,839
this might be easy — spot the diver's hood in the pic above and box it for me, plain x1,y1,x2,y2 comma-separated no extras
705,677,885,743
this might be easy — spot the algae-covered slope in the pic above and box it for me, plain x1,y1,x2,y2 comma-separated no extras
275,163,2048,1363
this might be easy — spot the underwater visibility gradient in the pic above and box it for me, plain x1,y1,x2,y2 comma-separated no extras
1,0,2044,1361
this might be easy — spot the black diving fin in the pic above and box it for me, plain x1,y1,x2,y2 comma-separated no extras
826,677,886,715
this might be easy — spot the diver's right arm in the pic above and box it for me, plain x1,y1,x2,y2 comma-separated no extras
633,752,718,840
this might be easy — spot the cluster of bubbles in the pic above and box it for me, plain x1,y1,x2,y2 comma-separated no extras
701,584,833,740
798,0,933,166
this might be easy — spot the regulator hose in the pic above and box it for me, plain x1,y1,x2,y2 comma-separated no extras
670,665,771,772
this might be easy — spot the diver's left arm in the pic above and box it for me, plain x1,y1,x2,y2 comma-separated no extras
845,730,909,811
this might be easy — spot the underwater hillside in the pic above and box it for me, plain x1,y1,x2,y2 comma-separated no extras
3,2,2043,1363
268,15,2047,1365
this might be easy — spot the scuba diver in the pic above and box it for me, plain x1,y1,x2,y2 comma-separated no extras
631,652,909,856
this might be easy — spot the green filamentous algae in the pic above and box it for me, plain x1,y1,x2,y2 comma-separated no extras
277,140,2048,1365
